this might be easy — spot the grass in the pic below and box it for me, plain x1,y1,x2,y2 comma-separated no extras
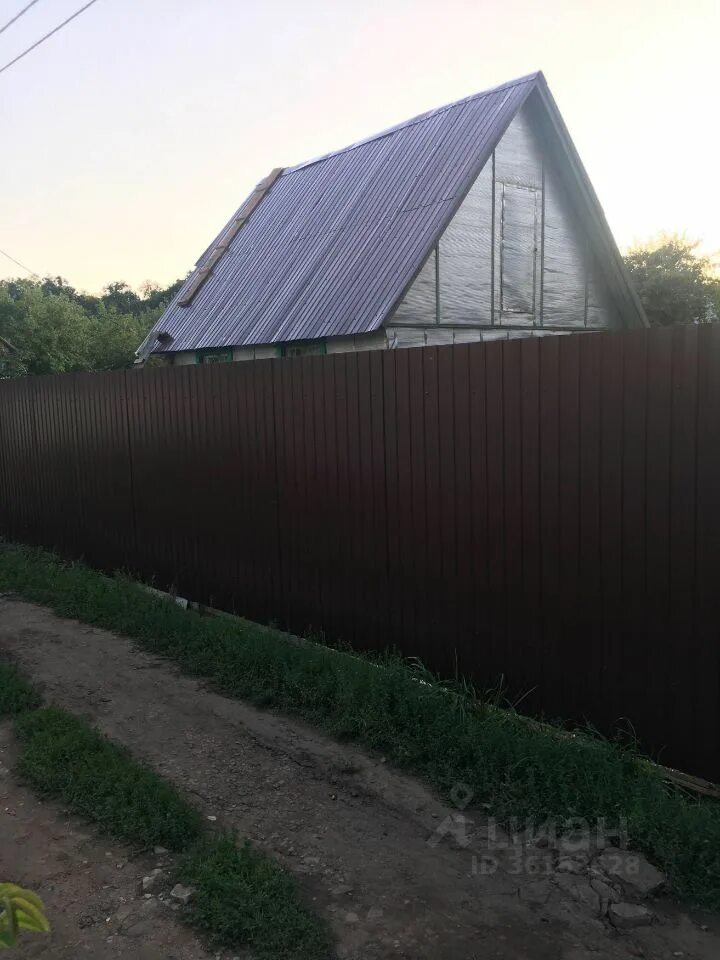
0,661,42,717
1,543,720,909
176,834,331,959
14,707,204,851
0,658,330,958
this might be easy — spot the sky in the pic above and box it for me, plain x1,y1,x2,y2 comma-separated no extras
0,0,718,293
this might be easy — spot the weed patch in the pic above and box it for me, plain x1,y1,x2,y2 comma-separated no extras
177,833,331,959
0,661,42,717
1,544,720,909
15,707,203,851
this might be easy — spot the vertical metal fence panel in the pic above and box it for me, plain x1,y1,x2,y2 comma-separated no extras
694,324,720,773
577,334,603,715
537,336,561,705
519,338,542,698
328,354,352,642
6,380,28,546
356,351,377,648
2,381,23,544
484,341,506,677
381,351,402,645
422,347,445,664
0,382,15,541
315,356,337,639
249,359,279,623
598,332,625,730
407,348,430,658
667,327,699,763
1,325,719,779
437,345,459,652
340,353,363,643
557,335,581,717
621,331,650,730
310,354,329,630
393,349,416,648
71,372,136,572
18,377,41,547
643,328,674,750
450,345,472,656
33,376,58,551
368,350,390,649
467,343,489,659
502,340,524,672
54,376,83,557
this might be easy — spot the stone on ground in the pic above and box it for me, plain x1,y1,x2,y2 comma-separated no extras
596,848,666,899
170,883,195,905
609,902,655,929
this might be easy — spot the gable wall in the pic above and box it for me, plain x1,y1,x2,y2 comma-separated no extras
387,101,619,337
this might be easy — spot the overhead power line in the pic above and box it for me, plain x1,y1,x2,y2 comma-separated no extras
0,246,40,277
0,0,44,38
0,0,102,77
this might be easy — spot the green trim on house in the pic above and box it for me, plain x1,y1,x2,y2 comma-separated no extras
279,340,327,358
195,348,233,364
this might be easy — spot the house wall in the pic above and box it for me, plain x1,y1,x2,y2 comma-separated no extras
386,326,571,349
167,331,387,366
327,330,388,354
170,347,278,365
172,352,195,366
387,101,619,340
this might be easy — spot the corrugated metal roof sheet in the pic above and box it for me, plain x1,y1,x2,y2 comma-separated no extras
141,73,543,354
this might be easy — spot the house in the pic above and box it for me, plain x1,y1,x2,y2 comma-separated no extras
137,71,647,366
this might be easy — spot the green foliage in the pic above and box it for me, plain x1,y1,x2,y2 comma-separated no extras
624,235,720,327
177,834,331,959
0,883,50,949
0,663,42,717
1,544,720,907
0,276,182,378
14,706,203,851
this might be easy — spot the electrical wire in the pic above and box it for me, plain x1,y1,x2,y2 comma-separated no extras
0,247,40,277
0,0,44,38
0,0,102,77
0,1,106,281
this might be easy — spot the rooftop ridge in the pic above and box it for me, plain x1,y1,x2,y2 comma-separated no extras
283,71,542,176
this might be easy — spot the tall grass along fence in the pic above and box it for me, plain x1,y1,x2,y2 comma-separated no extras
0,325,718,780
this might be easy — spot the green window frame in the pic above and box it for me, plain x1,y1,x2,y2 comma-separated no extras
279,340,327,358
195,348,233,364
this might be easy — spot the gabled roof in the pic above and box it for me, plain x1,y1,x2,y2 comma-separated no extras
140,72,646,356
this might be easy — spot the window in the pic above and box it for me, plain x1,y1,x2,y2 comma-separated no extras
499,182,539,322
280,340,326,358
196,349,233,364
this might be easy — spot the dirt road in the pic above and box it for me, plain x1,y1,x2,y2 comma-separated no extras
1,596,718,959
0,721,212,959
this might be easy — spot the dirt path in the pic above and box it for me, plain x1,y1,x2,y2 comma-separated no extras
1,597,718,960
0,721,213,959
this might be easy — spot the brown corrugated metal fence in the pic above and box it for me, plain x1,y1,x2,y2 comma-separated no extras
1,326,718,779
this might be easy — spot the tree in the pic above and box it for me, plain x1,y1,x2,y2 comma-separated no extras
0,282,93,377
0,276,182,378
101,281,142,315
624,236,720,327
139,278,184,312
85,303,162,372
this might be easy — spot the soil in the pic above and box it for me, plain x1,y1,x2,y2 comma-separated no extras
0,723,212,959
1,595,718,960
